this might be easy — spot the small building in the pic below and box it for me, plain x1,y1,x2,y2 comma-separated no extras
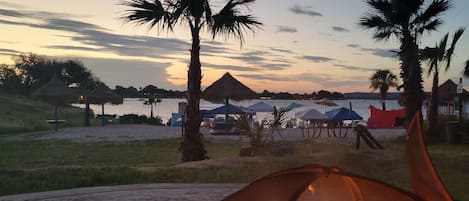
435,79,469,116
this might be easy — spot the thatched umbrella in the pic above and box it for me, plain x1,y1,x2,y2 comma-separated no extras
202,72,258,132
32,75,78,131
87,84,123,126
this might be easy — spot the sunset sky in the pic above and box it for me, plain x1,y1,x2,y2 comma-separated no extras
1,0,468,93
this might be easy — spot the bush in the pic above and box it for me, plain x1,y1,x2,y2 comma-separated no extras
119,114,163,125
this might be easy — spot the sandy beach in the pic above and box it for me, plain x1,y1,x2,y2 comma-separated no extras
8,125,407,143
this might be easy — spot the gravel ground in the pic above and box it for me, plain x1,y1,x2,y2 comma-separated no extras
0,184,245,201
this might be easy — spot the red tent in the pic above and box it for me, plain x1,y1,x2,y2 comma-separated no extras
367,105,405,129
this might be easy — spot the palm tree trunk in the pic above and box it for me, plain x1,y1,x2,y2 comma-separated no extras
427,71,439,138
84,102,90,127
381,92,386,111
181,21,206,162
400,31,424,127
150,104,154,118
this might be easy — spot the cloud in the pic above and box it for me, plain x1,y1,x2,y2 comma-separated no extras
302,56,334,62
346,44,397,58
347,44,360,48
237,74,294,82
203,63,259,72
258,63,291,70
277,25,297,33
318,32,333,37
70,57,180,89
46,45,99,52
268,47,294,54
362,48,397,58
231,55,265,64
331,26,350,32
0,48,19,56
333,64,379,72
0,7,76,19
0,48,19,53
0,7,234,61
289,5,322,17
0,1,24,8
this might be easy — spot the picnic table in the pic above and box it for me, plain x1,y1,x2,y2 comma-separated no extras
46,119,66,124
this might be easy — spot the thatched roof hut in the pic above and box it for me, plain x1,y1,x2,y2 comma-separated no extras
88,84,123,105
438,79,469,102
32,75,78,103
202,72,258,101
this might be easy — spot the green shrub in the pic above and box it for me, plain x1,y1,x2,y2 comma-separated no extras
119,114,163,125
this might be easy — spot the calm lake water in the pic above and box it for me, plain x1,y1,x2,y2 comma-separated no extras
74,98,406,122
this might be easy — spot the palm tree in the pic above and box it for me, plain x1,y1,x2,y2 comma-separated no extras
464,60,469,77
370,70,399,111
144,95,162,118
421,28,465,138
121,0,262,161
360,0,451,126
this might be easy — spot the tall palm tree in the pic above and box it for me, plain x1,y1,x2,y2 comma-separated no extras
421,28,465,138
370,70,399,111
121,0,262,162
360,0,451,126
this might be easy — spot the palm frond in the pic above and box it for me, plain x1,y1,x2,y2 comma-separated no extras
203,0,213,27
445,27,465,70
359,14,397,41
121,0,173,31
211,0,262,45
417,19,442,34
420,47,439,74
166,0,190,27
413,0,450,25
366,0,393,18
463,60,469,77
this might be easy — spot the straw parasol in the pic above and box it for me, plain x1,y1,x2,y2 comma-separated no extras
202,72,258,101
314,98,338,113
202,72,258,132
88,84,123,126
32,75,78,131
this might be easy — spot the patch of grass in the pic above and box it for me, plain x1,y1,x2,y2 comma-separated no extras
0,94,100,135
0,137,468,200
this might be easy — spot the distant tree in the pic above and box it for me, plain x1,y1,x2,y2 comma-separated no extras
13,53,101,126
140,85,159,96
144,95,162,118
0,64,25,94
420,28,465,138
370,70,399,111
13,54,97,92
121,0,262,162
360,0,451,125
316,90,332,100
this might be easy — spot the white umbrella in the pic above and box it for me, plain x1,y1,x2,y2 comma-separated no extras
295,108,328,120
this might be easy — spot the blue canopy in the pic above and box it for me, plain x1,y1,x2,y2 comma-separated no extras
205,104,255,115
247,101,274,112
325,107,363,121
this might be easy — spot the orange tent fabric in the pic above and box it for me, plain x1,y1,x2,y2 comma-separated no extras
223,164,422,201
406,113,453,201
367,105,405,129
